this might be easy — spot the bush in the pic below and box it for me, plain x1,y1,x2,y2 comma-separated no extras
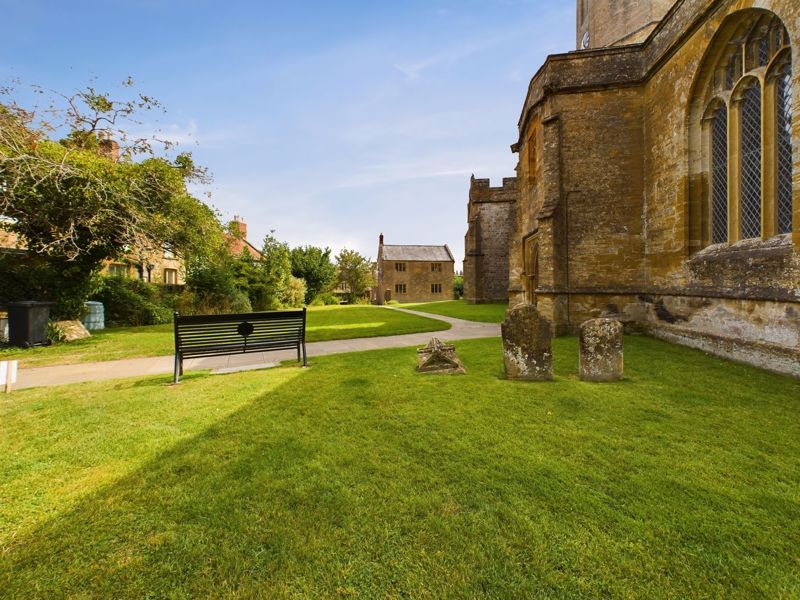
0,252,101,319
175,288,252,316
453,275,464,300
313,292,339,306
283,276,306,308
92,277,174,326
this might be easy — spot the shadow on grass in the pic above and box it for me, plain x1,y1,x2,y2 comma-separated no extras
2,336,800,599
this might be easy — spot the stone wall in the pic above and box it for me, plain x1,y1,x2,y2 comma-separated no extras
378,260,455,304
577,0,675,50
463,176,517,303
508,0,800,376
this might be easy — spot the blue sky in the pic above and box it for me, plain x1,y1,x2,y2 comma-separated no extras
1,0,574,265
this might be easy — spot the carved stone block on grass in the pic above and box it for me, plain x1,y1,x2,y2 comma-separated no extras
501,304,553,381
53,320,91,342
417,337,465,375
579,318,624,382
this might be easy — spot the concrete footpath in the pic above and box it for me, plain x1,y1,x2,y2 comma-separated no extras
15,307,500,390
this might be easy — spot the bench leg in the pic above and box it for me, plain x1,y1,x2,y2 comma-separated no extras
302,342,308,368
173,353,180,384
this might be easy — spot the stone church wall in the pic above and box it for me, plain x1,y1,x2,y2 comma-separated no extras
463,177,517,303
508,0,800,375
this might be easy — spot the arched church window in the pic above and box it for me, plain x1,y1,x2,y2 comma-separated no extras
739,81,762,239
692,11,793,248
776,61,793,234
710,105,728,243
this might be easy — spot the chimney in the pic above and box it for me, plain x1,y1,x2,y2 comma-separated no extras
233,215,247,239
98,132,120,162
379,233,384,245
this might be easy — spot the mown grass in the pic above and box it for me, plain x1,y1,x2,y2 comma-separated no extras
402,299,508,323
0,305,449,368
1,336,799,599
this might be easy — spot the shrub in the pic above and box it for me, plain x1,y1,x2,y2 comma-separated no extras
283,276,306,308
453,275,464,300
92,277,174,326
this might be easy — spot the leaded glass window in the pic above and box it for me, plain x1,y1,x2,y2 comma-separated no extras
776,63,793,234
740,84,762,239
711,107,729,243
758,37,770,67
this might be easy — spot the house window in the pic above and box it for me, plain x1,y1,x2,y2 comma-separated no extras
395,263,406,272
395,283,406,294
694,13,793,246
431,263,442,272
108,263,128,278
431,283,442,294
164,268,178,285
163,246,176,259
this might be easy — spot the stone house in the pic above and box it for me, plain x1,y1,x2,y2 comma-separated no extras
375,234,455,304
463,175,517,303
472,0,799,377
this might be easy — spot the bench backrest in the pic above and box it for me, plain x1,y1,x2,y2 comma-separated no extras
174,309,306,356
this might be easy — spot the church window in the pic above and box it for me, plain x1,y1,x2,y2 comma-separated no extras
739,82,762,239
776,62,793,234
711,106,728,243
693,11,793,248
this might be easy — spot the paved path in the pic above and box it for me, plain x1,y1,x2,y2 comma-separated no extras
15,307,499,390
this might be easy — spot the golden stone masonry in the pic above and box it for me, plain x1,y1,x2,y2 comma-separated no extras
467,0,800,377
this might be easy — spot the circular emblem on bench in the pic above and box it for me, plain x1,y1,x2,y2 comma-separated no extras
237,321,255,337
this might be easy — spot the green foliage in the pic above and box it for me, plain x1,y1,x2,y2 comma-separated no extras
181,254,252,315
284,276,307,308
92,277,174,326
261,232,293,309
0,252,101,319
0,83,224,318
335,249,375,303
290,246,336,304
452,274,464,299
231,251,272,311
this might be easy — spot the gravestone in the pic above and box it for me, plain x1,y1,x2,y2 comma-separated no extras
417,337,465,375
501,304,553,381
579,318,624,382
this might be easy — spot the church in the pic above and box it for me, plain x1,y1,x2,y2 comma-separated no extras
467,0,799,377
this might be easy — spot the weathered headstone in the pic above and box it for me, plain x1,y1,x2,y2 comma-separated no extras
501,304,553,381
579,318,624,382
53,320,91,342
417,337,465,375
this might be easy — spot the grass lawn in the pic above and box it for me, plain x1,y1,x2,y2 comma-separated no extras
2,336,799,599
0,305,449,368
402,299,508,323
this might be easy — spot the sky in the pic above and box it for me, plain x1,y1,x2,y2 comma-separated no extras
1,0,575,266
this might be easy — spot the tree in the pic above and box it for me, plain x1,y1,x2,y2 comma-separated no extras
453,274,464,299
335,249,374,303
261,232,293,309
0,80,222,317
290,245,336,304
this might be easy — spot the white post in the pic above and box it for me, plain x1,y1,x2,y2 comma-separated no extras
1,360,18,393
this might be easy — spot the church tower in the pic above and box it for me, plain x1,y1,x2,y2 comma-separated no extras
576,0,674,50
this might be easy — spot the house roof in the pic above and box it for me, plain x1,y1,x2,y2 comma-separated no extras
381,244,454,262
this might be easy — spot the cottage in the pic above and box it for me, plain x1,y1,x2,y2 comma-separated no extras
375,234,455,304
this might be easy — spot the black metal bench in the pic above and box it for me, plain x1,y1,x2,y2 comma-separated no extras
172,308,307,383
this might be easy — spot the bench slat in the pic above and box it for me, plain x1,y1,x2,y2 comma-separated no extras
173,308,307,383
